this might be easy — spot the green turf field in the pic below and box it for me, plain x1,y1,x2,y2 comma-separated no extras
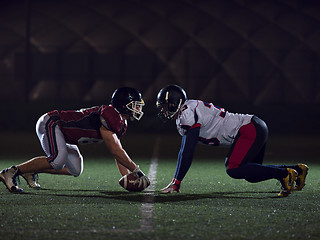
0,157,319,240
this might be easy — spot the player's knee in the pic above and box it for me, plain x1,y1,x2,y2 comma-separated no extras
226,169,236,179
71,172,81,177
226,168,243,180
67,155,83,177
71,166,83,177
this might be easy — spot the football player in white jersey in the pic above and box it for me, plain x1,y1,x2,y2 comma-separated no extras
156,85,308,197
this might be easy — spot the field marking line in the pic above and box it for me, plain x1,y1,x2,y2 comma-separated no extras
0,138,162,235
139,137,160,232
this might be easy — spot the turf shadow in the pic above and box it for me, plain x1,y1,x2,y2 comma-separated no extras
18,189,281,203
152,191,281,203
18,189,148,203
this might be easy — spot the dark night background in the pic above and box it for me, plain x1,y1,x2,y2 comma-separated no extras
0,0,319,157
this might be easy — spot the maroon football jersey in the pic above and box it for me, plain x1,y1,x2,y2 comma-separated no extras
47,105,127,145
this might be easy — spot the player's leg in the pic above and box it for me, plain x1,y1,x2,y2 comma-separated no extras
227,163,289,183
0,115,70,192
0,155,51,192
24,136,84,181
230,147,305,194
232,141,290,183
18,115,71,190
225,116,297,196
0,156,49,192
20,121,71,189
40,167,71,175
25,115,69,169
1,114,52,192
247,117,308,190
35,144,83,177
17,156,52,173
64,144,83,177
245,119,308,190
225,116,268,170
20,164,72,189
264,163,309,191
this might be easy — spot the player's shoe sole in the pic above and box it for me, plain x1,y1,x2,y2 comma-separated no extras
278,189,291,197
294,164,308,191
278,168,298,197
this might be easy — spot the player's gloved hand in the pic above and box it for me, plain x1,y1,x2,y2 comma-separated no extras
161,178,181,193
132,166,150,189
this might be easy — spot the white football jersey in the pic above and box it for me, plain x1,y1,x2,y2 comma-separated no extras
176,100,253,146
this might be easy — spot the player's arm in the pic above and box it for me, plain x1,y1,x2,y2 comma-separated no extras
100,126,149,188
162,125,200,193
175,126,200,180
100,125,137,172
115,160,130,176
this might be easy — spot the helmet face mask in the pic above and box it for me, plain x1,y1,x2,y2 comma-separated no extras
156,85,187,121
126,99,145,121
156,99,182,121
111,87,145,121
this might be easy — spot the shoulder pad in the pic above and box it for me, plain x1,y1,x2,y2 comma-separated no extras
100,105,127,137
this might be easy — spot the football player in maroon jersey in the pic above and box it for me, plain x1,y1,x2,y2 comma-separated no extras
0,87,150,193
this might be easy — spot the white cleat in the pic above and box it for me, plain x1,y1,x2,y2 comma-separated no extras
22,173,41,189
0,166,23,193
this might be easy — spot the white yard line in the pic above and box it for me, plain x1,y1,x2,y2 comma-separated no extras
140,156,158,231
2,138,163,234
139,137,160,231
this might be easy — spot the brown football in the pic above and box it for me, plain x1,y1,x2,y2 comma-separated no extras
119,173,146,192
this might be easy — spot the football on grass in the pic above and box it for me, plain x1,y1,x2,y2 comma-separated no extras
119,173,146,192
